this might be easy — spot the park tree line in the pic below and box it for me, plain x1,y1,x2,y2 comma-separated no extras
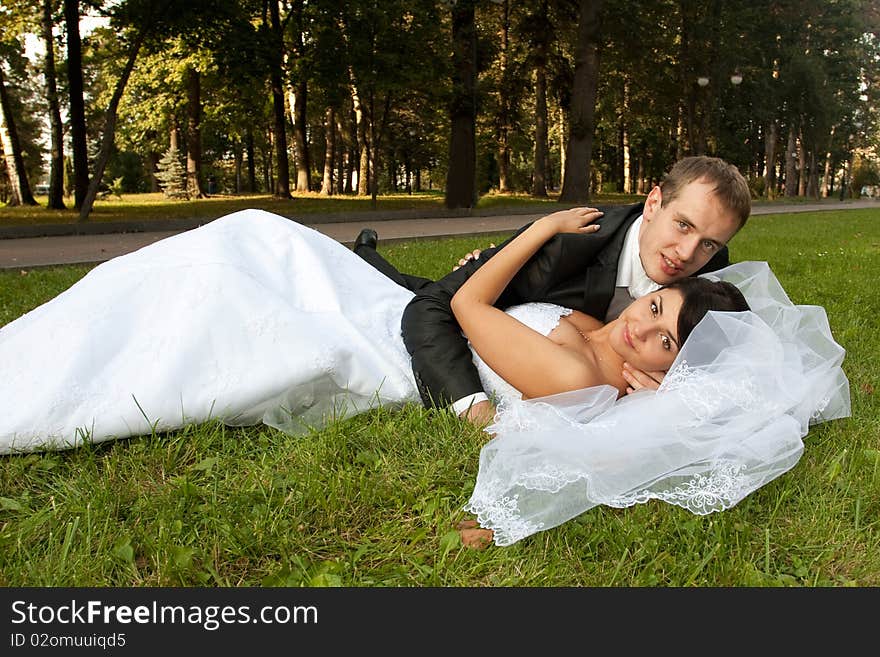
1,0,878,220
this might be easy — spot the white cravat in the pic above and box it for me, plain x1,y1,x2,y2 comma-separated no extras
617,215,661,297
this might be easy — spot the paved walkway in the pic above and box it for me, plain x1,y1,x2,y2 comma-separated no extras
0,199,877,269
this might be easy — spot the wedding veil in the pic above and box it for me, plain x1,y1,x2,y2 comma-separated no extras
465,261,851,546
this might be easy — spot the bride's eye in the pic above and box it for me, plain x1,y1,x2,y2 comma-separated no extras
661,334,671,350
650,302,658,316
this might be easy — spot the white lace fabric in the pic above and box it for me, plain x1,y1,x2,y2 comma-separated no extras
466,261,851,546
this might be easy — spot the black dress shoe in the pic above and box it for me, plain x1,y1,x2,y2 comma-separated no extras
354,228,378,252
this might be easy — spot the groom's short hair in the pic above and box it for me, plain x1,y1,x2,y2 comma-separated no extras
660,156,751,229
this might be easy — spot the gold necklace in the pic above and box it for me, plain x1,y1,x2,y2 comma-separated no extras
573,325,591,343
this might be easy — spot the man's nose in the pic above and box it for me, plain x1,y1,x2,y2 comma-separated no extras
676,236,701,263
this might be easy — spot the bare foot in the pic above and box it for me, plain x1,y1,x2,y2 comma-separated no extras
456,519,494,548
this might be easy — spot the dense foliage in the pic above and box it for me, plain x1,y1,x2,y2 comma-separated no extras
1,0,878,212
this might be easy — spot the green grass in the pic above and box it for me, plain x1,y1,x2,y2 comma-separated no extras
0,209,878,586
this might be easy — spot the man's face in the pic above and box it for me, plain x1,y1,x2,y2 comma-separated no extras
638,179,741,285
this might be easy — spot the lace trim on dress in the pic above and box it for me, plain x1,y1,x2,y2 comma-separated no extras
606,462,749,514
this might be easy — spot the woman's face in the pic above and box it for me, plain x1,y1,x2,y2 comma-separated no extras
610,288,684,372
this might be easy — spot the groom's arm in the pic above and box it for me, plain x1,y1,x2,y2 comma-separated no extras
400,242,517,412
401,227,600,412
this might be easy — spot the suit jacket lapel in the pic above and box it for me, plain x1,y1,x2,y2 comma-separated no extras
580,203,642,318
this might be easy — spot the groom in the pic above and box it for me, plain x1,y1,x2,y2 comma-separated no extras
355,155,752,425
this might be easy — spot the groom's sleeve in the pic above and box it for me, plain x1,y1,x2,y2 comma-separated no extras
400,237,520,409
400,226,592,409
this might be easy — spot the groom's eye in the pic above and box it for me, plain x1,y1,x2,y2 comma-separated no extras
650,302,658,316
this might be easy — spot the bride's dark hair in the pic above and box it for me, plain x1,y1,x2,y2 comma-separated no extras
667,277,750,345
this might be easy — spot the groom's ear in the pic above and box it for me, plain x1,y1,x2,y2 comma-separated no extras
643,186,663,220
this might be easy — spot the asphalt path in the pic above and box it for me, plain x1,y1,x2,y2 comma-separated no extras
0,198,877,270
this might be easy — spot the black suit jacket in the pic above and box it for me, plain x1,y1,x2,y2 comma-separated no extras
400,202,729,408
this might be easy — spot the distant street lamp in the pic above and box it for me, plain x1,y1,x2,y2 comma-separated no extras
696,70,743,87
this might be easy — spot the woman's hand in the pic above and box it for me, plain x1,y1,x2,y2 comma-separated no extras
537,207,604,235
622,362,665,394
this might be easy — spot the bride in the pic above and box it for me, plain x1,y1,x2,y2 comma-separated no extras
0,208,850,545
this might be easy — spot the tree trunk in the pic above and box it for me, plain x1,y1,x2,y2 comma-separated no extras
148,149,160,192
245,127,256,192
807,150,819,199
335,111,352,194
822,126,835,197
497,0,511,193
559,0,602,204
531,62,548,197
41,0,65,209
185,66,205,198
349,79,369,196
290,83,311,192
234,140,243,193
268,0,292,199
784,125,798,197
368,91,379,206
621,78,631,194
797,129,806,197
320,106,335,195
531,0,549,197
763,120,777,199
445,0,478,209
636,156,645,194
557,105,566,192
78,28,148,221
0,66,37,206
64,0,88,209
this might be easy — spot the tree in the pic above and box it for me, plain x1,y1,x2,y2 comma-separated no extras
446,0,478,209
41,0,65,208
184,64,205,198
154,145,187,198
559,0,602,203
0,62,38,206
64,0,89,209
527,0,550,197
266,0,292,198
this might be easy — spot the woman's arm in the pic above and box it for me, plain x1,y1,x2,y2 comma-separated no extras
450,208,604,399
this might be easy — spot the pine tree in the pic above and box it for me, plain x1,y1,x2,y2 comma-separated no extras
155,146,188,199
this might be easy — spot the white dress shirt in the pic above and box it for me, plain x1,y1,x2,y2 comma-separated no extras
605,215,661,321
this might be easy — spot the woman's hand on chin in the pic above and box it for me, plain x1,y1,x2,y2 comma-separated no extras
538,207,604,235
622,362,665,394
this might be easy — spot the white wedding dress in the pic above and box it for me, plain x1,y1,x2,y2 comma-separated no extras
0,209,850,547
0,209,563,453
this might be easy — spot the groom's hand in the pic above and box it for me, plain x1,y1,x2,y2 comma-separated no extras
622,362,664,394
453,244,496,271
460,399,496,428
